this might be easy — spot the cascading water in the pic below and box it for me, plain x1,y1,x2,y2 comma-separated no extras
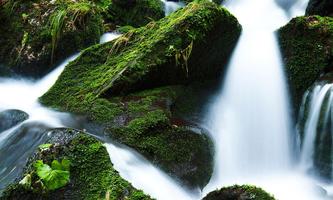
160,0,185,15
0,54,79,191
0,32,198,199
297,82,333,194
202,0,331,199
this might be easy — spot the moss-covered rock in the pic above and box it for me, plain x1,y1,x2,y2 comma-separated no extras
101,86,214,188
306,0,333,16
1,129,153,200
40,1,240,188
202,185,275,200
41,0,241,112
0,0,104,77
107,0,164,28
278,16,333,112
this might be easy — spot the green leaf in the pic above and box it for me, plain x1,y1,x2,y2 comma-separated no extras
34,160,52,179
43,170,70,190
51,160,62,170
34,160,70,190
38,143,52,150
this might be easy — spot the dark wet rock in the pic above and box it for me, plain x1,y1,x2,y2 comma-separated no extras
0,109,29,133
0,122,50,193
306,0,333,16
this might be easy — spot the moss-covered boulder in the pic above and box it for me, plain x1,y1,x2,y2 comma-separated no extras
0,0,104,77
100,86,214,188
40,1,240,188
1,129,153,200
306,0,333,16
107,0,164,27
41,0,241,111
278,16,333,112
202,185,275,200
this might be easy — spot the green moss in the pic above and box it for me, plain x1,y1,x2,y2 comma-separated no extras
1,133,153,200
279,16,333,112
39,1,240,188
40,0,241,115
202,185,275,200
106,0,164,28
0,0,104,77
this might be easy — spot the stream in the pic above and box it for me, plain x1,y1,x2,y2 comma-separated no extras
1,0,333,199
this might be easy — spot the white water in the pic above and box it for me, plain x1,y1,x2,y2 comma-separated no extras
100,32,122,44
105,143,198,200
202,0,330,199
300,84,333,171
0,31,198,199
0,54,79,128
161,0,185,15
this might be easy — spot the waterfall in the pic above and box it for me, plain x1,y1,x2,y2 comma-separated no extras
160,0,185,16
298,83,333,182
202,0,329,199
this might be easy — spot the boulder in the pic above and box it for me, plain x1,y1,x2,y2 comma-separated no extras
0,0,104,77
40,0,241,188
306,0,333,16
1,129,152,200
0,109,29,133
202,185,275,200
278,16,333,113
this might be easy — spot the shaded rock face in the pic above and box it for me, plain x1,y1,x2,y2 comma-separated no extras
202,185,275,200
306,0,333,16
278,16,333,115
40,1,241,189
1,129,152,200
0,109,29,133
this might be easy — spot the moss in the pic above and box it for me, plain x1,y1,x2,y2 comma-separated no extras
0,0,104,77
106,0,164,28
278,16,333,113
202,185,275,200
39,1,240,188
40,0,241,115
1,131,153,200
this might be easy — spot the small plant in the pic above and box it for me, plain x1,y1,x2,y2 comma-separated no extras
34,159,71,190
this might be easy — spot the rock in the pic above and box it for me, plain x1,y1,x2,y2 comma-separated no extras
40,0,240,188
0,122,50,193
0,0,104,77
1,129,153,200
278,16,333,114
306,0,333,16
0,109,29,133
202,185,275,200
41,0,241,113
107,0,164,28
103,87,214,188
